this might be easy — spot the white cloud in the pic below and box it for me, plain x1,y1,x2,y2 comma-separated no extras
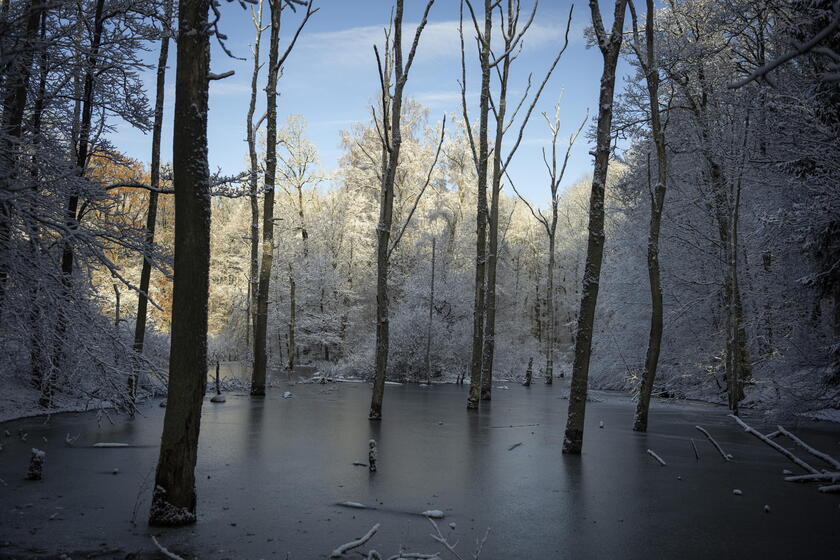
298,18,583,69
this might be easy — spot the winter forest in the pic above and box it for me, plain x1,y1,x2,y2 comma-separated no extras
1,0,839,558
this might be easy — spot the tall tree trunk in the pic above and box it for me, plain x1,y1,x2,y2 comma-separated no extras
251,0,282,397
247,0,265,355
131,0,172,401
632,0,668,433
0,0,41,313
466,0,491,410
479,25,508,402
369,0,435,418
562,0,627,455
148,0,211,527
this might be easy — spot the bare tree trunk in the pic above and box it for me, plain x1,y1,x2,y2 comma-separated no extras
480,17,508,402
545,234,555,383
563,0,627,455
131,0,172,401
288,271,296,370
148,0,211,526
369,0,436,419
247,0,265,356
425,237,435,384
251,0,282,397
467,0,491,410
632,0,668,433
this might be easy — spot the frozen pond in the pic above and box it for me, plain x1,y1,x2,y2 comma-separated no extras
1,378,839,559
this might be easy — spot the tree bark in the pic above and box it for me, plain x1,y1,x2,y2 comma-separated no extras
632,0,668,433
288,271,296,370
467,0,492,410
562,0,627,455
148,0,211,527
425,237,436,384
132,0,172,401
251,0,282,397
247,0,265,355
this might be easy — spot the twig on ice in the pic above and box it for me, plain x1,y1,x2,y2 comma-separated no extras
151,536,185,560
730,415,818,474
690,438,699,460
331,523,380,558
817,484,840,493
646,449,667,466
784,472,840,483
694,426,731,461
776,426,840,470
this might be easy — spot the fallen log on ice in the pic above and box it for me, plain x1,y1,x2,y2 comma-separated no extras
730,415,818,475
775,426,840,471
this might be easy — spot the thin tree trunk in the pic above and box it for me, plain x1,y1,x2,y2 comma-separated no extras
632,0,668,433
425,237,435,384
131,0,172,401
480,19,508,402
563,0,627,455
369,0,435,419
545,234,555,383
467,0,491,410
288,271,296,370
148,0,211,526
247,0,264,356
251,0,282,396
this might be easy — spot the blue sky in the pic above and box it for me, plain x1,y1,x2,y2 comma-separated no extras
110,0,628,207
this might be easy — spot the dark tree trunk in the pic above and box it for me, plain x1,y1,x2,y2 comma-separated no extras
131,0,172,401
288,272,296,370
247,0,265,354
563,0,627,455
632,0,668,433
148,0,212,527
251,0,282,397
467,0,491,410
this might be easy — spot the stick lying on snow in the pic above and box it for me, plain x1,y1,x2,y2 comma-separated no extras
694,426,731,461
775,426,840,471
729,415,819,475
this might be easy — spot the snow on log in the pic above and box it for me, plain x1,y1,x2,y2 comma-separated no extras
817,484,840,493
730,415,819,475
330,523,380,558
647,449,667,466
694,426,731,461
422,510,444,519
784,472,840,483
151,536,186,560
337,501,369,509
776,426,840,470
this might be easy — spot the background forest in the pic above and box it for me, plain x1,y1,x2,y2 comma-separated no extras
1,0,838,422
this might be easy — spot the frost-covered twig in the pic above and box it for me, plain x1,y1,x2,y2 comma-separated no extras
817,484,840,493
694,426,731,461
690,438,699,460
428,517,464,560
730,415,818,474
331,523,380,558
151,536,185,560
776,426,840,470
646,449,667,466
